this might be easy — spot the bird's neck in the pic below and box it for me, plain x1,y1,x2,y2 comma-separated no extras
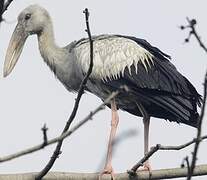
37,22,81,91
37,22,66,72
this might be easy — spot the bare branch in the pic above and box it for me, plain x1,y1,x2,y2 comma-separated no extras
1,164,207,180
180,17,207,53
129,135,207,173
185,156,190,174
0,0,14,23
187,73,207,180
0,0,4,22
41,124,48,147
3,0,14,12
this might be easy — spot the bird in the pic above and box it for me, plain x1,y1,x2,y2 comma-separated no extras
3,4,201,178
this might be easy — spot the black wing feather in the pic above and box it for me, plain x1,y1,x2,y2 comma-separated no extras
103,35,201,127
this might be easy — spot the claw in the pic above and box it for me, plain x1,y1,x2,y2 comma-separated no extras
137,161,152,178
99,165,115,180
143,161,152,171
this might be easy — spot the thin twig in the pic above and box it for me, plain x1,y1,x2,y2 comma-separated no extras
0,0,4,22
185,156,190,175
0,0,14,24
180,17,207,53
35,8,94,180
128,135,207,174
186,17,207,53
181,156,190,172
2,0,14,13
187,73,207,180
41,124,48,146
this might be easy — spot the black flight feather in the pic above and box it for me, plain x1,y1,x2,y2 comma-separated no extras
102,35,201,127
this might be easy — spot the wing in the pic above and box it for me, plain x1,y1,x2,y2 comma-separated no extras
73,35,201,126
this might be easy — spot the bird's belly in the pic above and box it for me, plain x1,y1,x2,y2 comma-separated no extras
87,80,139,111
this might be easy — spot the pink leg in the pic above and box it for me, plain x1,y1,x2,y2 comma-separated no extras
136,102,151,171
143,116,151,170
99,98,119,180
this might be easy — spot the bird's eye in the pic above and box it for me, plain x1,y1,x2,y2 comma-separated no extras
25,13,31,20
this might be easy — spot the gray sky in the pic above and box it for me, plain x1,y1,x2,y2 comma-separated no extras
0,1,207,179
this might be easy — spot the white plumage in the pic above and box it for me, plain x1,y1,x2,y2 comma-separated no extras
74,35,154,81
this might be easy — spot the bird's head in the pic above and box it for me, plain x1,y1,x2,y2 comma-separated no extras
3,4,50,77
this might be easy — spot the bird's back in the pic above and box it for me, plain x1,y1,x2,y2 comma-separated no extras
68,35,201,127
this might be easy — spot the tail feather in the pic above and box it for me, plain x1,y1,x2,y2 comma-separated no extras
125,89,199,127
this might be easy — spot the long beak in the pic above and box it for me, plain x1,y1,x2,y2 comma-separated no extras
3,23,28,77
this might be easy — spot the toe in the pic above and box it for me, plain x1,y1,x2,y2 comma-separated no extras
99,166,115,180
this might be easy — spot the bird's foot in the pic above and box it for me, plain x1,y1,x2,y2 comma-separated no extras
137,161,152,177
136,161,152,172
99,165,115,180
142,161,152,171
